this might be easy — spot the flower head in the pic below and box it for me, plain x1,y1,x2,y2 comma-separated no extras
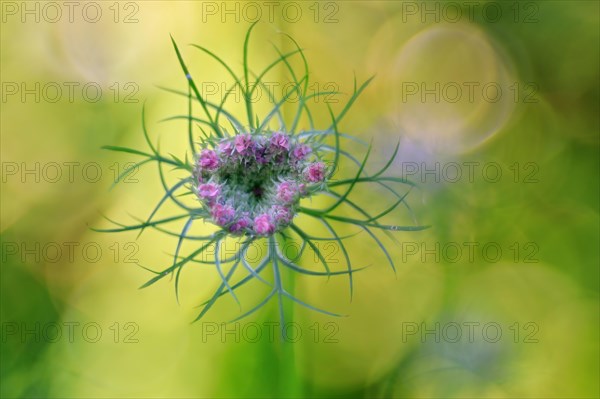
192,132,322,235
100,26,426,329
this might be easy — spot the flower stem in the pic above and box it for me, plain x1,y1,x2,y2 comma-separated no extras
270,236,302,397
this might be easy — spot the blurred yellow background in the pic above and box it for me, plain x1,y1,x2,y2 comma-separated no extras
1,1,598,398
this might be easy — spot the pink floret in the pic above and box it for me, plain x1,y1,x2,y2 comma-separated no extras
276,181,298,203
271,205,293,225
254,214,275,235
229,215,251,234
270,132,290,151
211,204,235,226
198,183,220,202
218,140,234,156
292,144,312,160
198,149,219,170
234,134,253,155
305,162,327,183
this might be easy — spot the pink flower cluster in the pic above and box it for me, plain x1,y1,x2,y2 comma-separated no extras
234,134,253,155
276,181,305,204
193,131,329,236
197,182,220,201
305,162,326,183
198,149,219,170
292,144,311,161
210,203,235,225
253,214,275,235
270,132,290,151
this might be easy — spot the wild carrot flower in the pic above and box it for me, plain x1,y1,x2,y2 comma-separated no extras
191,131,324,235
97,23,427,329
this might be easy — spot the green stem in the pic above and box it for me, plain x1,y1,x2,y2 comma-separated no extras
270,236,302,398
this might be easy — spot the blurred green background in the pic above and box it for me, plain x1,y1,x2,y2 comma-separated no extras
1,1,598,398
